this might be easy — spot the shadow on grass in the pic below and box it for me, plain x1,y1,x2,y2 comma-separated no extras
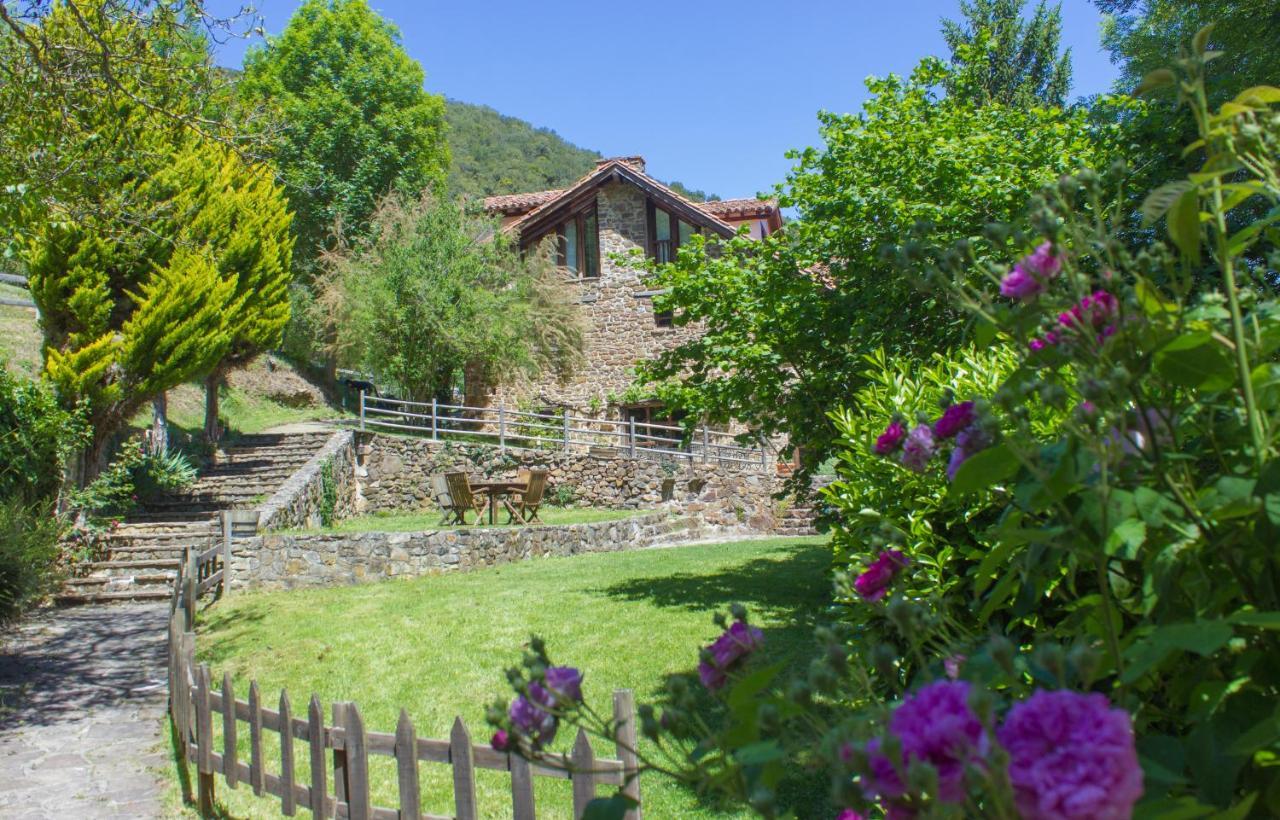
194,603,269,668
596,540,837,817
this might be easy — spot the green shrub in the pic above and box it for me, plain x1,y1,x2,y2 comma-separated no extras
0,368,89,503
0,498,63,621
70,438,198,518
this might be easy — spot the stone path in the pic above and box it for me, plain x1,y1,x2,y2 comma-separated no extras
0,604,170,818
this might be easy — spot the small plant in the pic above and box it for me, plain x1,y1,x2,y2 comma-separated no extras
318,458,337,528
69,438,198,518
551,483,577,507
0,498,65,621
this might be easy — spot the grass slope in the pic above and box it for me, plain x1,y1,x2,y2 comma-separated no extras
0,283,41,377
184,536,833,818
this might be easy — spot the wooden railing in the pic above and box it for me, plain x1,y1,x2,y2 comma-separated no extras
168,516,642,819
355,394,771,471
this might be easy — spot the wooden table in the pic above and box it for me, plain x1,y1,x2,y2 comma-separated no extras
468,479,528,525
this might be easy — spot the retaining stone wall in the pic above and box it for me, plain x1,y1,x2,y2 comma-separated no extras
357,433,781,532
257,431,359,532
231,511,677,591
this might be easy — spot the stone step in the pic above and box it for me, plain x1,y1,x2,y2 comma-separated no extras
84,558,181,572
55,587,173,605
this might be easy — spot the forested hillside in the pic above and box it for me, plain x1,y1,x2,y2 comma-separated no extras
445,99,716,201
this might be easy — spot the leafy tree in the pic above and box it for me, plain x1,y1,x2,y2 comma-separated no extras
941,0,1072,107
314,192,584,403
637,58,1128,487
240,0,449,271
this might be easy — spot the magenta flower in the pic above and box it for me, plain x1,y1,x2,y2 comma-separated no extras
1023,242,1062,278
998,689,1143,820
698,621,765,691
836,810,866,820
944,654,966,680
854,550,909,602
933,401,975,439
900,424,936,473
509,688,558,747
864,680,988,807
490,729,510,751
1000,264,1045,301
544,666,584,704
1059,291,1119,338
874,420,907,455
1029,331,1060,352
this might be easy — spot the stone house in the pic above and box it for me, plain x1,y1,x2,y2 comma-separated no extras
480,156,782,439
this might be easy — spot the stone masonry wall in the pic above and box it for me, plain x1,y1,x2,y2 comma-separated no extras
231,511,675,591
357,433,781,532
257,430,359,532
494,179,704,415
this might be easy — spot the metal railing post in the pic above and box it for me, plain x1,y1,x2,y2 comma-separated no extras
563,410,570,453
358,390,366,432
702,425,710,464
761,442,769,471
499,403,506,452
431,398,438,440
628,418,637,459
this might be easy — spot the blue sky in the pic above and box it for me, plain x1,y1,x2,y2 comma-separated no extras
208,0,1121,200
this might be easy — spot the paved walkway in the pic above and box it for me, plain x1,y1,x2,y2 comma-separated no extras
0,604,170,818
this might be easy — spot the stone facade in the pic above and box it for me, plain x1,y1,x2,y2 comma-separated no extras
357,433,782,532
257,431,360,532
230,511,683,591
493,179,706,417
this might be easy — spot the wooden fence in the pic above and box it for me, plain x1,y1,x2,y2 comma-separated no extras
168,524,642,819
356,393,771,470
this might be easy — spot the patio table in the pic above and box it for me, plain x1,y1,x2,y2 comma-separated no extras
469,479,529,525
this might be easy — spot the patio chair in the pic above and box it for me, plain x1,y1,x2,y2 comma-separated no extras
503,468,548,524
443,471,484,525
431,474,459,525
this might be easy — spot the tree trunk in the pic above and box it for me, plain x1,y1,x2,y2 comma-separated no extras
149,392,169,455
204,371,222,445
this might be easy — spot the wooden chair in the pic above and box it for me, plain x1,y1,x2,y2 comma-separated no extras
503,468,548,524
443,471,484,525
431,474,457,525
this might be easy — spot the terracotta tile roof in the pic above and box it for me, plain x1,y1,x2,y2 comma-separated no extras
699,198,778,220
482,189,564,215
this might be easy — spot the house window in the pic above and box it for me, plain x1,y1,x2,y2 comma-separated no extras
647,200,698,263
654,308,673,328
554,204,600,278
623,404,685,450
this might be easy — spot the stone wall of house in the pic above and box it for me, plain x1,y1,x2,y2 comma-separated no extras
257,430,360,532
356,433,781,532
229,510,680,591
494,179,704,416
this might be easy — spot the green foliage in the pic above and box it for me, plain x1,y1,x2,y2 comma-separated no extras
942,0,1073,107
240,0,449,270
315,192,585,402
70,438,197,518
318,458,337,527
444,100,599,199
550,483,578,507
637,57,1126,486
0,497,63,622
0,368,89,504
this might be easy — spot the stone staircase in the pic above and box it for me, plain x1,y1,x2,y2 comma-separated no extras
57,432,331,605
772,475,837,537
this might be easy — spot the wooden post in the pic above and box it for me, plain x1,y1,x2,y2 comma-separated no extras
499,403,506,452
563,409,571,453
431,398,438,440
195,665,215,817
629,418,637,459
613,690,642,819
183,549,197,630
222,672,238,789
359,390,366,432
249,681,265,796
450,717,477,820
395,709,421,820
308,695,327,818
219,511,231,599
571,728,597,818
509,751,536,820
343,703,371,820
332,703,350,809
279,690,296,816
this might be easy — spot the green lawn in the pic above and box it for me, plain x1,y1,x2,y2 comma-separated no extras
295,506,650,534
179,536,833,818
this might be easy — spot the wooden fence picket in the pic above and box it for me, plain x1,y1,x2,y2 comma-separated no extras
571,728,597,818
249,681,265,796
222,672,238,789
395,709,421,820
331,702,350,808
279,689,296,816
613,689,642,820
308,695,327,818
450,717,478,820
343,702,371,820
195,664,216,815
510,751,536,820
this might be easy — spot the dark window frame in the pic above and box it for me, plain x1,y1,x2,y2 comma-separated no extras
554,202,600,279
645,199,700,264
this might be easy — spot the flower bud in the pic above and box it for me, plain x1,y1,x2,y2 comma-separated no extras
809,658,839,694
712,611,728,629
788,678,813,706
759,704,781,734
730,603,748,622
989,635,1016,677
1068,644,1099,685
1036,644,1067,684
748,786,777,816
872,643,899,681
886,597,914,636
